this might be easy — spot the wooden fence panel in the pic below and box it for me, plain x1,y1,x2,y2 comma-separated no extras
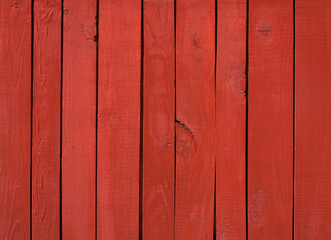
0,1,32,239
143,0,175,239
62,0,97,239
248,0,293,239
32,1,61,239
175,0,215,239
97,0,141,239
295,0,331,239
1,1,331,239
216,0,247,239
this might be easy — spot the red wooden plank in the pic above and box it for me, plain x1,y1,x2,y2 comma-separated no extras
142,0,175,239
97,0,141,239
248,0,293,239
295,0,331,238
175,0,215,239
0,1,31,239
216,0,246,239
32,1,61,239
62,1,97,239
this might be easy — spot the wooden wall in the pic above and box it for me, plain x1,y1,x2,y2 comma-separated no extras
0,0,330,239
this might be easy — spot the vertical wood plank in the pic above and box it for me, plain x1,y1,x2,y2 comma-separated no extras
216,0,246,239
0,0,31,239
295,0,331,238
143,0,175,239
62,0,97,239
175,0,215,239
97,0,141,239
32,0,61,239
248,0,293,239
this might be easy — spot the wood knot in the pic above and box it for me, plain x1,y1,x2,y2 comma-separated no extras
248,189,271,229
192,35,202,49
11,0,19,9
176,120,197,158
256,19,273,42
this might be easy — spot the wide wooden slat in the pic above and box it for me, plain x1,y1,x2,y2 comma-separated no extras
0,1,32,239
143,0,175,239
248,0,293,239
32,1,61,239
295,0,331,239
97,0,141,239
175,0,215,239
216,0,246,239
62,0,97,239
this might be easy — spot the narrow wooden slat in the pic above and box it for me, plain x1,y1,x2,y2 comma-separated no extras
97,0,141,238
175,0,215,239
62,0,97,239
143,0,175,239
248,0,293,239
0,0,31,239
215,0,246,239
32,0,61,239
295,0,331,238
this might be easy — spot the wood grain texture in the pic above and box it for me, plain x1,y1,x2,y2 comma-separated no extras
32,0,61,239
0,0,31,239
175,0,215,239
295,0,331,239
143,0,175,239
216,0,246,239
62,0,97,239
248,0,293,239
97,0,141,239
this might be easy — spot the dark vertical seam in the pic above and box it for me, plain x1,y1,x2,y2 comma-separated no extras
213,0,217,240
174,0,177,238
213,168,216,240
245,0,249,239
60,0,64,239
30,0,34,239
292,0,296,239
214,0,217,120
139,0,144,239
95,0,99,239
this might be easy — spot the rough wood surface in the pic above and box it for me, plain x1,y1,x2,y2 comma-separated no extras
143,0,175,239
1,1,331,239
97,0,141,239
216,0,247,239
0,0,32,239
32,0,61,239
175,0,215,239
62,1,97,239
295,0,331,239
248,0,293,239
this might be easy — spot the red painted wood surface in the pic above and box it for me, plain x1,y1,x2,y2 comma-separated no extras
175,0,215,239
295,0,331,239
62,0,97,239
248,0,293,239
216,0,246,239
32,1,61,239
2,1,331,239
0,0,31,239
97,0,141,239
143,0,175,239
